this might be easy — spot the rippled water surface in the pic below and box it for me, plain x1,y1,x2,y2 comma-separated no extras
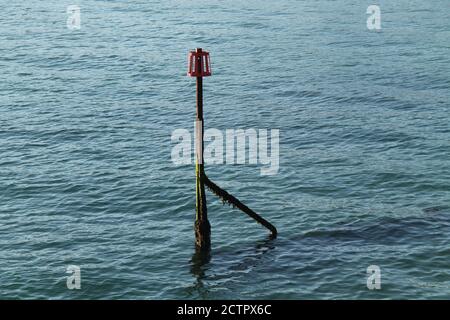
1,0,449,299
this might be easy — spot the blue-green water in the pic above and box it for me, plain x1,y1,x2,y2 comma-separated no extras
1,0,449,299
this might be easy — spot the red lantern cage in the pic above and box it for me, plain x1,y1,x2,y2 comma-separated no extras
187,48,211,77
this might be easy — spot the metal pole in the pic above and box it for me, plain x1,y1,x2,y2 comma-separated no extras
194,48,211,250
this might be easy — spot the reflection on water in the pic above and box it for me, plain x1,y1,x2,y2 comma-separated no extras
189,246,212,299
228,236,276,272
188,236,276,298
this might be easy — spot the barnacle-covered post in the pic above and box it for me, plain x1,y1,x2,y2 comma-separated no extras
187,48,277,249
187,48,212,250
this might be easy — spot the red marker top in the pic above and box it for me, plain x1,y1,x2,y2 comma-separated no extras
187,48,211,77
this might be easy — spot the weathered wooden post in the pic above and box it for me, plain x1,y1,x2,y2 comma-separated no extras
188,48,212,250
187,48,277,250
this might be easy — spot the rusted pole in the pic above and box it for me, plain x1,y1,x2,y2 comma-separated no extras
187,48,276,248
194,48,211,250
